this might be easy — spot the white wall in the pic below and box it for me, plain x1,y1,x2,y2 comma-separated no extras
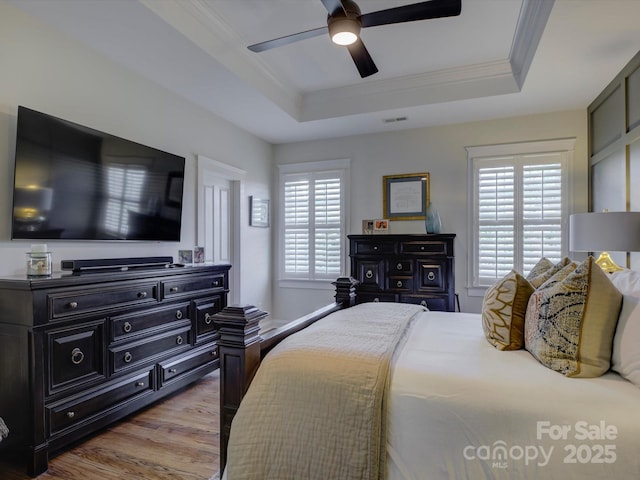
0,4,272,312
273,110,588,318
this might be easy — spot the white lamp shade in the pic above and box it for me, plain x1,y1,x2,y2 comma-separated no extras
570,212,640,252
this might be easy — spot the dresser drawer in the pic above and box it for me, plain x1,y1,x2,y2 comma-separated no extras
47,369,153,435
389,260,412,274
401,295,449,312
355,292,397,304
111,303,190,342
110,322,191,373
159,343,218,386
401,241,448,255
354,259,385,289
49,282,157,320
351,240,396,255
387,277,413,291
162,274,226,299
46,320,106,396
192,295,225,340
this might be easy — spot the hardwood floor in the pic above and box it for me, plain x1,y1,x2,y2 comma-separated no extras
0,370,220,480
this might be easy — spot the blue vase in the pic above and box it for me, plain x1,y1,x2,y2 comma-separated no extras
425,204,441,234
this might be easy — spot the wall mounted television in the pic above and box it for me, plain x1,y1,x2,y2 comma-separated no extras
11,106,185,241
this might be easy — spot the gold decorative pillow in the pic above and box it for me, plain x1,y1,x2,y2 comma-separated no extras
524,257,623,377
527,257,572,288
482,270,535,350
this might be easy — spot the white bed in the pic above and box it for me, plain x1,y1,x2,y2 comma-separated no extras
220,267,640,479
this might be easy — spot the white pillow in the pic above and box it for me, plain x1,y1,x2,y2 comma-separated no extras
609,269,640,298
611,294,640,387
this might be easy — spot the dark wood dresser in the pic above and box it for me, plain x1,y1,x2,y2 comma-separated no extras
348,234,455,311
0,263,230,476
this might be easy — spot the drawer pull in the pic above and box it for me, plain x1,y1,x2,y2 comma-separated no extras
135,381,146,387
123,322,132,333
428,271,436,281
212,280,220,287
69,301,78,309
168,368,177,374
175,310,183,320
420,300,428,308
396,280,403,288
123,352,133,363
71,348,84,365
396,263,403,270
365,270,374,279
204,313,213,325
138,291,147,298
170,287,179,293
66,411,75,419
420,246,425,251
373,245,378,251
210,350,217,356
373,297,380,302
176,336,184,345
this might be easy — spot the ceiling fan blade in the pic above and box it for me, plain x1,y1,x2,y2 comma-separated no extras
321,0,347,17
248,26,328,52
360,0,461,28
346,39,378,78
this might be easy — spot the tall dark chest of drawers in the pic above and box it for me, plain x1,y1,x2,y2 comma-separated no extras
349,234,455,311
0,264,230,476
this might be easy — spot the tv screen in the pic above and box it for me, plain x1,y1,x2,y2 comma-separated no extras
12,106,185,241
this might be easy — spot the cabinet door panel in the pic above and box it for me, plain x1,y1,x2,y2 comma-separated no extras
354,260,385,289
47,320,106,396
417,260,447,292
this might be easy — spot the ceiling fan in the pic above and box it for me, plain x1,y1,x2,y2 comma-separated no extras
248,0,462,78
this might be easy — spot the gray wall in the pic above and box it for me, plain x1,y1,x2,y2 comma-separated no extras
273,110,589,319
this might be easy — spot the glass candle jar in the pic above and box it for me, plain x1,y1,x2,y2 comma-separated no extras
27,244,52,276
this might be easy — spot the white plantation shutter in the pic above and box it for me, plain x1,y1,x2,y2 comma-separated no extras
470,141,572,290
280,160,349,282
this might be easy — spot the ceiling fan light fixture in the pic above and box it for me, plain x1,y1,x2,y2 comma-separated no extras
328,17,360,46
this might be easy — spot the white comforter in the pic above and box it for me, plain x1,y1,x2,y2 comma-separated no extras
387,311,640,479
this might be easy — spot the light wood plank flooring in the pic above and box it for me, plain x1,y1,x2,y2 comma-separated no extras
0,370,220,480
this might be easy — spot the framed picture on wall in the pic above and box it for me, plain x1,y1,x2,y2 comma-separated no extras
250,196,270,227
382,172,430,220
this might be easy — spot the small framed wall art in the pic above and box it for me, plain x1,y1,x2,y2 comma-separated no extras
250,196,270,227
373,219,389,234
382,172,430,220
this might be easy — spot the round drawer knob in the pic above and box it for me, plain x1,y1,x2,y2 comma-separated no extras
66,411,75,419
69,301,78,309
204,313,213,325
365,270,373,279
71,348,84,365
138,291,147,298
397,280,403,288
420,246,425,251
428,272,436,281
373,245,378,251
124,352,133,363
175,310,183,320
176,336,184,345
123,322,132,333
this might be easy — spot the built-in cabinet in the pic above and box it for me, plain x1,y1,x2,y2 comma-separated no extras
0,264,230,476
348,234,456,311
588,49,640,270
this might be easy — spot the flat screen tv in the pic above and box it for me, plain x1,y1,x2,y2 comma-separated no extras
11,106,185,241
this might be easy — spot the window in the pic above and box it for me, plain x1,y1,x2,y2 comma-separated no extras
467,139,574,294
279,159,350,284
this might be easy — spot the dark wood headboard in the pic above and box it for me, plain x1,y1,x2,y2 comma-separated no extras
213,277,359,470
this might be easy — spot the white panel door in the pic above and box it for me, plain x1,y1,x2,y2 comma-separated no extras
197,156,245,305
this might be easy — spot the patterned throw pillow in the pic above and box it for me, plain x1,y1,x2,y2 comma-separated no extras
525,257,554,283
524,257,623,377
527,257,572,288
482,270,535,350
